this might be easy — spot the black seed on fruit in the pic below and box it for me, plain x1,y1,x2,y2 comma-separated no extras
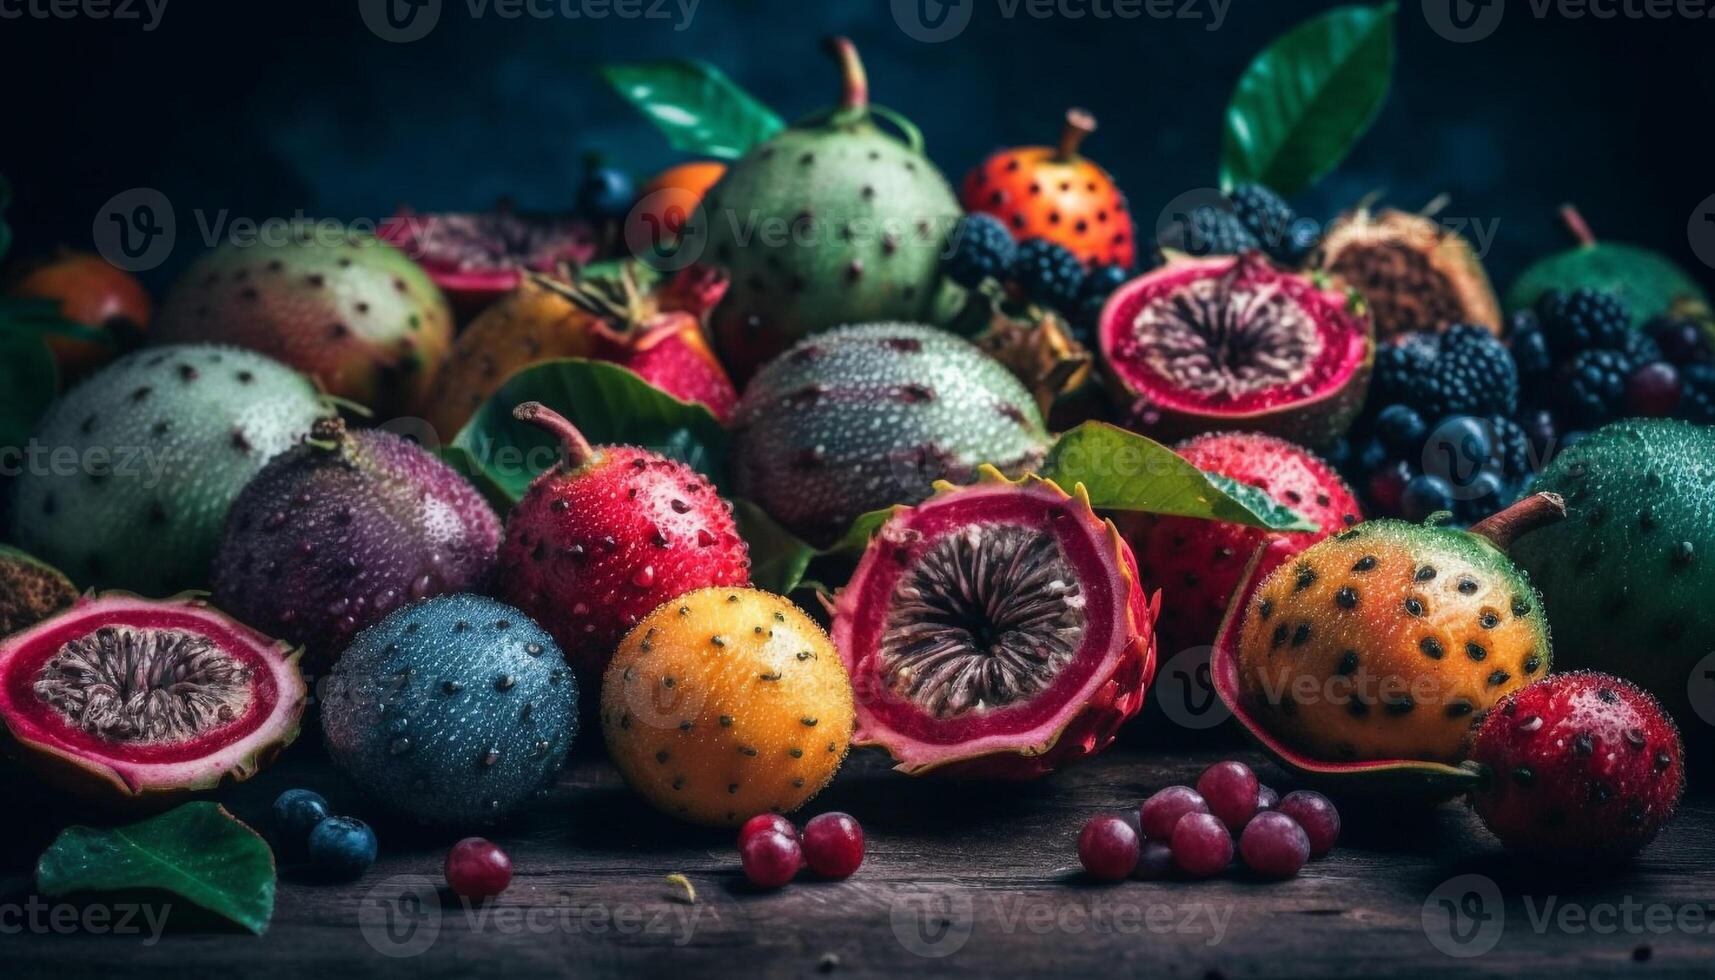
1654,750,1672,772
663,677,676,688
1457,578,1478,595
1523,655,1542,674
1419,637,1445,659
1597,687,1618,704
1271,624,1288,648
1466,642,1487,662
1259,599,1274,620
679,721,693,732
1511,596,1531,617
1337,651,1359,675
1415,566,1436,582
759,671,781,681
1384,695,1415,716
1294,566,1316,591
738,745,757,756
1479,612,1500,629
1404,597,1425,617
1672,541,1695,569
1573,732,1595,756
1513,766,1535,787
1446,701,1474,718
1625,728,1647,750
789,748,803,758
656,750,669,764
1335,587,1358,609
1487,670,1511,687
442,679,464,694
1337,530,1361,542
1290,623,1312,647
727,784,739,794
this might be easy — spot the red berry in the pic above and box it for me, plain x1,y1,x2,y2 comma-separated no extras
445,837,513,898
1274,791,1340,858
740,813,798,847
1132,840,1176,880
1078,814,1140,882
1196,760,1260,831
1625,362,1681,417
1139,785,1208,840
1239,812,1311,878
740,830,802,889
1169,812,1233,878
801,812,864,879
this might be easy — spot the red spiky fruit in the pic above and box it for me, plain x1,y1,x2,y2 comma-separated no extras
960,109,1135,268
1468,672,1684,859
1120,433,1362,654
494,403,751,684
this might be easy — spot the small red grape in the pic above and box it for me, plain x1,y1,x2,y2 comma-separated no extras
1140,785,1208,841
1239,812,1311,878
801,812,864,879
1626,363,1681,417
740,831,802,889
445,837,512,898
1078,814,1140,882
1275,791,1340,857
1196,761,1260,831
1170,812,1233,878
740,813,798,846
1132,840,1175,880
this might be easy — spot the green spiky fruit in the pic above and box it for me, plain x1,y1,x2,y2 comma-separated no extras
0,546,76,636
1512,420,1715,733
1212,494,1562,798
10,346,329,595
685,38,964,379
732,322,1050,545
1506,206,1710,328
155,229,453,417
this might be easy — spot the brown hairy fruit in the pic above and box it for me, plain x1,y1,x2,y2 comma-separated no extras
0,547,77,636
601,587,853,827
1313,206,1501,340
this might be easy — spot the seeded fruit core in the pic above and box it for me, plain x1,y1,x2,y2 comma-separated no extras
881,523,1084,719
1130,272,1323,400
35,627,253,744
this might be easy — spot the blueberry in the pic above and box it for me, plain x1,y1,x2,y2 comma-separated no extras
1375,404,1428,454
1422,415,1492,487
1322,437,1352,470
575,165,636,221
272,789,330,851
1401,474,1455,522
1355,438,1391,475
1455,469,1509,523
307,816,378,881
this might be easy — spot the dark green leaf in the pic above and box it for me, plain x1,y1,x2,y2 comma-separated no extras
735,502,896,595
36,803,276,935
0,329,59,452
450,358,731,504
1220,4,1397,195
1041,422,1316,531
601,60,784,160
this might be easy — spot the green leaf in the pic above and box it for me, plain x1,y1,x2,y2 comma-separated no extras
601,60,784,160
734,502,895,595
1040,422,1316,531
36,803,276,935
1219,3,1397,196
450,358,731,504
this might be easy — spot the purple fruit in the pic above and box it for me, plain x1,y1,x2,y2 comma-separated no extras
212,418,501,668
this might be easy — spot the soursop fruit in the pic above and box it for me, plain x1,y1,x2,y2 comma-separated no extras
10,345,329,595
732,322,1051,544
684,38,965,379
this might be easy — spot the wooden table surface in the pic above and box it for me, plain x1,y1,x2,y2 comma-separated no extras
3,728,1712,979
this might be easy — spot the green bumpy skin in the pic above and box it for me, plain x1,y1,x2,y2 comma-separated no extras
1507,242,1709,328
1512,420,1715,730
10,345,328,596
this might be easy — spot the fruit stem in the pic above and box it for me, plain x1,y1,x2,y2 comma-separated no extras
307,416,347,452
1056,109,1096,161
825,36,868,111
1469,492,1566,552
513,401,597,470
1560,204,1598,247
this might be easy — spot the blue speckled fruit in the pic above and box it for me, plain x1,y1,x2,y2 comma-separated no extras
731,322,1050,544
320,595,577,827
9,345,329,595
212,417,502,669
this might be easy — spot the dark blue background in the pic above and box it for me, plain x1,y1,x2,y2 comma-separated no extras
4,0,1712,290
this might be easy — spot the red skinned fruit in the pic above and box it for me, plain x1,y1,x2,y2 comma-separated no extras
495,403,750,685
380,208,598,319
833,469,1157,779
8,250,152,381
1120,432,1361,653
1467,672,1683,859
1099,253,1374,446
0,594,306,805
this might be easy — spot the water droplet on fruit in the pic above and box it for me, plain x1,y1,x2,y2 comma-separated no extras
633,566,657,588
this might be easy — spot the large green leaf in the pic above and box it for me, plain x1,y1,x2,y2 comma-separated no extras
1220,4,1397,195
1041,422,1316,531
36,803,277,935
450,358,731,504
601,60,784,160
734,502,895,595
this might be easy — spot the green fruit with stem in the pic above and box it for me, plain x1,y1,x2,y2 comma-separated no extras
1507,205,1710,329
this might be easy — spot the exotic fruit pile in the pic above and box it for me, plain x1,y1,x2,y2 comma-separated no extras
685,37,964,376
1098,253,1375,447
832,470,1156,778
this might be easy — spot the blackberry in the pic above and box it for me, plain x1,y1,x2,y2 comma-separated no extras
1386,325,1519,420
1559,349,1634,427
1227,184,1305,262
1646,315,1712,366
1011,238,1086,311
1160,204,1259,258
1678,364,1715,424
944,213,1018,289
1509,322,1554,382
1081,263,1131,303
1622,328,1664,367
1486,415,1533,484
1538,288,1631,355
